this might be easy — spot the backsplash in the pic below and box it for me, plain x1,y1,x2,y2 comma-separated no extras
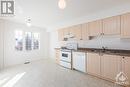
60,35,130,50
78,35,130,50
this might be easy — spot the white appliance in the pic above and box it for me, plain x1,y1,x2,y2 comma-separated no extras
60,49,72,69
73,52,87,73
59,43,78,69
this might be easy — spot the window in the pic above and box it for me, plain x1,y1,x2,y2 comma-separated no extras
15,30,23,51
15,31,40,51
25,32,32,51
33,33,40,50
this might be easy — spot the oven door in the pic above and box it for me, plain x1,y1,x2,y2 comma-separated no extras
60,51,71,63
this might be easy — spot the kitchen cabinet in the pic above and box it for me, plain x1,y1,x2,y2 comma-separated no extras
122,57,130,84
81,23,89,40
103,16,121,35
71,25,82,40
63,28,69,36
101,54,121,81
73,52,87,73
58,29,64,41
55,49,61,64
121,13,130,38
88,20,102,36
58,25,82,41
87,53,101,76
58,12,130,40
87,52,130,84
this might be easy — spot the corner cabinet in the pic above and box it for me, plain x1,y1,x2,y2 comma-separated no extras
103,16,121,35
121,13,130,38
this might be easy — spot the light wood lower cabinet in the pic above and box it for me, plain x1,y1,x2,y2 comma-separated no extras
101,54,121,81
87,53,130,86
87,53,101,76
123,57,130,84
55,49,60,64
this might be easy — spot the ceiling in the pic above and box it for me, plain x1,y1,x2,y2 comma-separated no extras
3,0,130,31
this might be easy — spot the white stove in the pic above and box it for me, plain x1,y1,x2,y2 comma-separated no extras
60,49,72,69
59,43,78,69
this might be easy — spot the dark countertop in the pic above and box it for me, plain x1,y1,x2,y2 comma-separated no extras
55,47,130,57
75,48,130,57
55,48,61,50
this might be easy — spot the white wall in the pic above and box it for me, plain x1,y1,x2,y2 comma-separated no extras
78,35,130,50
49,31,60,59
47,3,130,31
0,19,49,68
0,20,4,70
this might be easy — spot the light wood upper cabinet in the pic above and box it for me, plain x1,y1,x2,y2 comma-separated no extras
63,28,69,36
88,20,102,36
87,53,101,76
103,16,121,35
71,25,82,40
58,29,64,41
101,54,121,81
58,12,130,40
81,23,89,40
121,13,130,38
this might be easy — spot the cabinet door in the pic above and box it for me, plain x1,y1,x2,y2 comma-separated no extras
70,25,82,40
55,49,60,64
63,28,69,36
121,13,130,38
124,57,130,84
81,23,89,40
101,54,121,81
103,16,120,35
88,20,102,36
87,53,101,76
58,29,64,41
